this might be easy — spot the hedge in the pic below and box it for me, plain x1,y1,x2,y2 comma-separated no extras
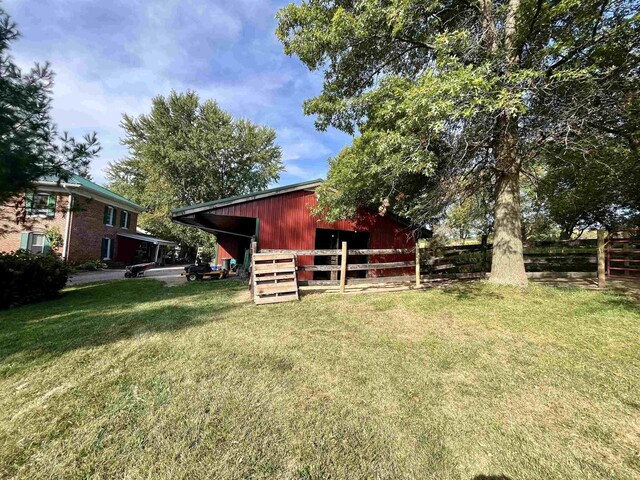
0,250,70,309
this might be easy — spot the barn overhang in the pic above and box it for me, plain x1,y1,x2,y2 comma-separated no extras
171,179,324,239
173,211,257,238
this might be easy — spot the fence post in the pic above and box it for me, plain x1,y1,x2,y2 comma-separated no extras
597,229,606,288
415,241,421,287
340,241,348,293
481,234,488,273
249,237,257,297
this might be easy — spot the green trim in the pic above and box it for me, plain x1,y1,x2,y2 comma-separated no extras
172,179,323,215
43,234,51,254
46,194,56,217
40,172,142,211
19,233,29,250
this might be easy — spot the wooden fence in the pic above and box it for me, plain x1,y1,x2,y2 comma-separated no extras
606,230,640,279
258,237,605,291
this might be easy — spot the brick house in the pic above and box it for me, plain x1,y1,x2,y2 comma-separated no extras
0,173,174,264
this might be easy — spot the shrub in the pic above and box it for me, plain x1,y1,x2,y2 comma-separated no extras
0,250,70,309
75,260,107,271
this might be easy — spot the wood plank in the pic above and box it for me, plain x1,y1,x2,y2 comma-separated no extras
261,249,341,256
254,293,299,305
255,283,298,295
348,261,416,270
254,262,296,272
261,248,416,256
254,253,298,261
340,241,347,293
300,279,340,286
298,264,341,271
348,248,414,255
347,275,414,285
300,261,416,271
254,273,296,281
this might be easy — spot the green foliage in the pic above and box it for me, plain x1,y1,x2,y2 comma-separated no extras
540,148,640,235
44,226,63,251
0,8,100,202
277,0,640,232
107,91,283,250
74,259,107,271
0,250,70,308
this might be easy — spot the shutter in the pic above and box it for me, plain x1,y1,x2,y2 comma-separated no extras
126,212,131,229
103,206,109,224
112,208,117,226
20,233,29,250
43,234,51,254
101,238,108,259
46,194,56,217
25,193,33,215
109,238,115,260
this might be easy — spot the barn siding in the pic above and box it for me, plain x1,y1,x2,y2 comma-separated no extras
213,189,415,280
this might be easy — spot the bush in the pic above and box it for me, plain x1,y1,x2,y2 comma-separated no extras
75,260,107,271
0,250,70,309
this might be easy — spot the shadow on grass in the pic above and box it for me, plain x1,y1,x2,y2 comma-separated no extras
0,279,250,368
436,281,506,301
437,280,640,313
473,476,512,480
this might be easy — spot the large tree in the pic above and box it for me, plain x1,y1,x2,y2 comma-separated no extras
0,8,100,202
277,0,639,285
539,144,640,237
107,91,283,252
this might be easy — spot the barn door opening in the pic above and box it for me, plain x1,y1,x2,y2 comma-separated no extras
314,228,370,280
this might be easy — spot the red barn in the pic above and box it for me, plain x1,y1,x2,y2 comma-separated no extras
172,179,419,281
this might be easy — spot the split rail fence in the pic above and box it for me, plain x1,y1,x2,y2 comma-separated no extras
253,236,606,292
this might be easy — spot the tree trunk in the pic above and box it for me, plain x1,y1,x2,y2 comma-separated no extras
489,117,528,286
559,227,573,240
488,0,526,286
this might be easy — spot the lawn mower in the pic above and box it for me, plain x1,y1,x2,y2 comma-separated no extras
182,264,229,282
124,261,156,278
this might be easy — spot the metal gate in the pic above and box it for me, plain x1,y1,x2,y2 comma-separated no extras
606,229,640,279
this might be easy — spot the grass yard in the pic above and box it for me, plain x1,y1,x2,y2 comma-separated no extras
0,280,639,479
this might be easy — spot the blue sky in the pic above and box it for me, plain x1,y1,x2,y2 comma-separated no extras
4,0,351,186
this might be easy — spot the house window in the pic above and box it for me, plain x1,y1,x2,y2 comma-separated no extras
28,233,47,254
26,193,56,217
101,237,114,260
103,206,116,226
120,210,130,229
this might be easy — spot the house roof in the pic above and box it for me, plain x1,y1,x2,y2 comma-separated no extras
38,172,143,212
118,231,176,246
172,178,323,217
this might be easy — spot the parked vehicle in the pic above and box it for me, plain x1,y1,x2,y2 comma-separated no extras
182,264,228,282
124,262,156,278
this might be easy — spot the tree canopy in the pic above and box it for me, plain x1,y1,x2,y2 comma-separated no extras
107,91,283,252
277,0,639,284
0,8,100,202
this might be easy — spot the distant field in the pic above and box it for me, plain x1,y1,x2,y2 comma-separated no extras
1,280,638,479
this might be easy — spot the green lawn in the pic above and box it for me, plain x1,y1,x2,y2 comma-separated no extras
1,280,639,479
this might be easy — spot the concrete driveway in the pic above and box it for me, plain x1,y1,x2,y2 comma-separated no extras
67,265,186,286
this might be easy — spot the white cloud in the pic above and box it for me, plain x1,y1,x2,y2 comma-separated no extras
4,0,352,187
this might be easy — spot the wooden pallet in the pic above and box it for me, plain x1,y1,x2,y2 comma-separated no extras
252,253,299,305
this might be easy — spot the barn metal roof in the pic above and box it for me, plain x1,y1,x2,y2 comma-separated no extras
171,178,324,217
